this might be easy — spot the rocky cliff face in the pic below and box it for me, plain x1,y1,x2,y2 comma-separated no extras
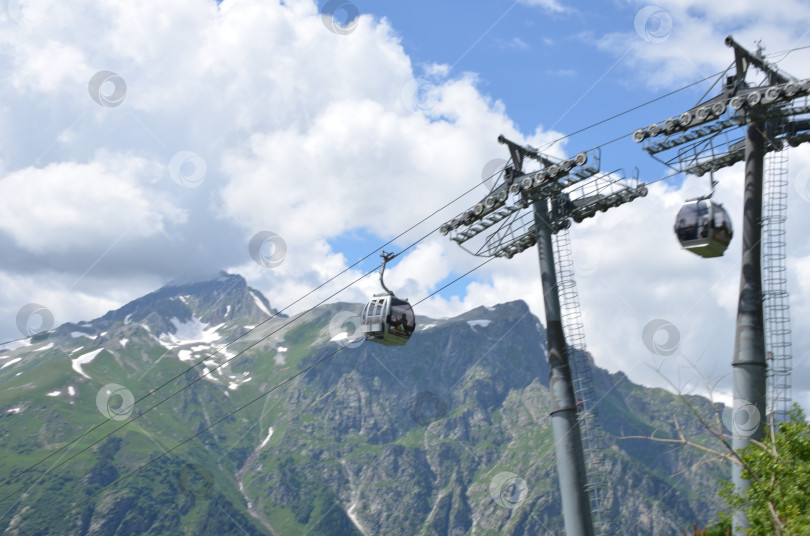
0,273,726,535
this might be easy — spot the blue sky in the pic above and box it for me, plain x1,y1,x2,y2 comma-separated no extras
1,0,810,409
368,0,655,129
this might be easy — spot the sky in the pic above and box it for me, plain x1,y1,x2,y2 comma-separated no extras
1,0,810,412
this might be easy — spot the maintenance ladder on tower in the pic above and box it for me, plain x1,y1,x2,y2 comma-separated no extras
763,148,793,423
552,225,610,535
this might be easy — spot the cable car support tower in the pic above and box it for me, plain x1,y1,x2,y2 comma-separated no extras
632,36,810,533
441,138,648,535
553,223,610,536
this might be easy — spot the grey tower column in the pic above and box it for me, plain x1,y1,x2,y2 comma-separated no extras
731,121,768,534
533,199,595,536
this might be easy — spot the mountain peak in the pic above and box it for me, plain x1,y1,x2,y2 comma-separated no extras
43,272,278,342
119,271,276,328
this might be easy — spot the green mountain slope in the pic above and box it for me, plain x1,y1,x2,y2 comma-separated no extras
0,273,727,535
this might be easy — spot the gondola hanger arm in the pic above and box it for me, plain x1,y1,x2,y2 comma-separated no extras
379,251,396,295
687,171,717,203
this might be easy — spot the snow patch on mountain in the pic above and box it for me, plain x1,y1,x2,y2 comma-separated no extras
159,317,223,349
71,349,104,379
260,427,274,449
224,370,253,390
1,357,22,370
467,320,491,330
347,502,368,536
250,290,272,317
0,340,30,352
330,332,351,342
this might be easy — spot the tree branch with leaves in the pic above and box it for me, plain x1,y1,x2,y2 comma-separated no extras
618,360,809,535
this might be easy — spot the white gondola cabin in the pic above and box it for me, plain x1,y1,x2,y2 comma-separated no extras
361,252,416,346
361,293,415,346
674,199,733,258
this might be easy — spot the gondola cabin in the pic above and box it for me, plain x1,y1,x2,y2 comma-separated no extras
674,199,733,258
361,293,416,346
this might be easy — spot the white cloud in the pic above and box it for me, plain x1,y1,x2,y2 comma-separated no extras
10,39,89,94
217,84,532,245
0,153,185,253
499,37,530,50
519,0,570,15
597,0,810,89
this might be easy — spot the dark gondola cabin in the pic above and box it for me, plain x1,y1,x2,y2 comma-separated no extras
674,199,733,258
361,293,415,346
